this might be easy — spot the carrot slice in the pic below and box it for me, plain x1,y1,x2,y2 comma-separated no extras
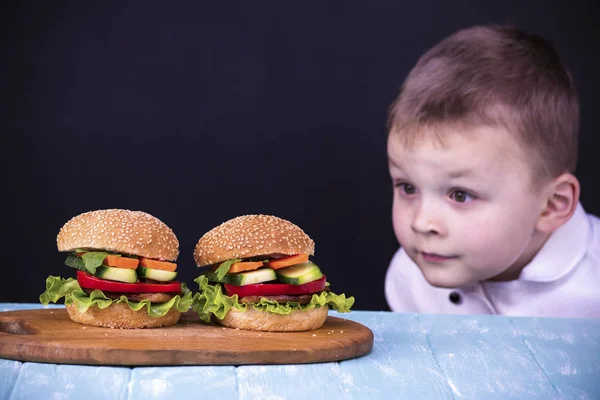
103,255,139,269
266,254,309,270
139,257,177,272
227,261,264,274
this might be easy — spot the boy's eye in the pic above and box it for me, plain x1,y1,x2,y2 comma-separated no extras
450,190,474,203
398,183,416,195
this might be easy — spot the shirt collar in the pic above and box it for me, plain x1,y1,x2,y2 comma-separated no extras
517,202,591,282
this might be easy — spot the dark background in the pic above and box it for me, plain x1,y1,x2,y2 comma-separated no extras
2,1,599,310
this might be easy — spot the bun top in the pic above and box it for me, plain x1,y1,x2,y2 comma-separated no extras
193,214,315,267
57,209,179,261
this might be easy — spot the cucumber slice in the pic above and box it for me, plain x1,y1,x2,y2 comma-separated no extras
94,266,137,283
276,262,323,285
223,268,277,286
64,254,87,272
137,266,177,282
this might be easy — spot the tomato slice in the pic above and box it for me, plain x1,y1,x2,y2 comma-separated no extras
223,275,327,297
76,271,181,293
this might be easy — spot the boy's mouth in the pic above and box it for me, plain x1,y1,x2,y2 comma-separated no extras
419,252,458,263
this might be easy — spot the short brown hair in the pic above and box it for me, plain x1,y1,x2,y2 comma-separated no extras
388,25,579,179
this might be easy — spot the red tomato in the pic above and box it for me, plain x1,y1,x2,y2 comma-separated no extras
223,275,327,297
76,271,181,293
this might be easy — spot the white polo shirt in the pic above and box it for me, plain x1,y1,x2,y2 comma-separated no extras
384,203,600,318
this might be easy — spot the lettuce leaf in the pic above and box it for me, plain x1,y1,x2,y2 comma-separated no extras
214,259,241,281
39,275,193,317
80,252,109,274
191,275,355,323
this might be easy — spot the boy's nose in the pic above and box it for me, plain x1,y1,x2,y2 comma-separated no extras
411,203,443,235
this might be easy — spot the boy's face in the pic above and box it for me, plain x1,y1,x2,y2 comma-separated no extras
388,125,549,287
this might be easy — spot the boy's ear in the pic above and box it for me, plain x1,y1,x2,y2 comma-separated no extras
536,173,580,233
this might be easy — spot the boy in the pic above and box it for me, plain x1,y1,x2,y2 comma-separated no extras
384,25,600,318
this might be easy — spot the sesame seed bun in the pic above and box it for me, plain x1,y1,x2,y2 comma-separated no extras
193,214,315,267
217,306,328,332
57,209,179,261
66,303,181,329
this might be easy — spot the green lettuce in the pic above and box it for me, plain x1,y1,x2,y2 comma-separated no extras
81,251,110,274
66,251,139,274
191,275,355,323
39,275,193,317
214,259,241,281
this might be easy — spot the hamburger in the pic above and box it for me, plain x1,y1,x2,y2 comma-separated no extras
40,209,192,328
191,214,354,332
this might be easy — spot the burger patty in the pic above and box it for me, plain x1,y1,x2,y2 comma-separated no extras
240,294,314,305
237,284,332,305
82,288,176,303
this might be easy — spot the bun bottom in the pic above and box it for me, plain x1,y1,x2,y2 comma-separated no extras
66,302,181,329
217,306,328,332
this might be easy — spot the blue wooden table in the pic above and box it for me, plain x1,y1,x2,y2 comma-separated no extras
1,303,599,400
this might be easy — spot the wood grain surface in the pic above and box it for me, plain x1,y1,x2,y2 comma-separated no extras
0,309,373,366
2,306,600,400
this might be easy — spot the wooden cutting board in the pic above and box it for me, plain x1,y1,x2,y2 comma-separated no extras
0,309,373,366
